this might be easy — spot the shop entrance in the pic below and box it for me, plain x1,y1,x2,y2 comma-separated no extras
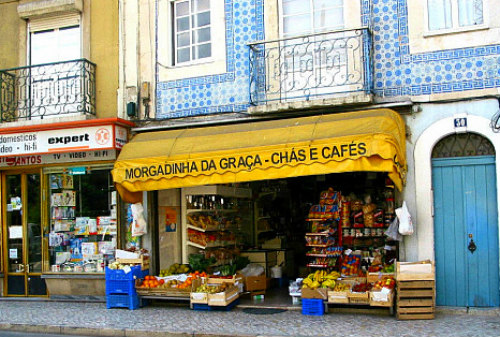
2,171,47,297
432,133,499,307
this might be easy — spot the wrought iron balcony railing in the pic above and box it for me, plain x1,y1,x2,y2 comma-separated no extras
249,27,372,105
0,59,96,122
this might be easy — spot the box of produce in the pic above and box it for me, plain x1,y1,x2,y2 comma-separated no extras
301,270,339,299
367,263,395,283
207,284,239,306
327,281,351,304
301,287,328,300
369,289,394,307
348,283,372,304
208,273,244,285
190,278,209,304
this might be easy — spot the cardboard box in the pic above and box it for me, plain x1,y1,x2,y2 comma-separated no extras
301,287,328,300
245,275,267,292
208,285,239,306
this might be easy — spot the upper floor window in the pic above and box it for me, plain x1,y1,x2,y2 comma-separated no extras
174,0,211,64
427,0,484,31
30,26,81,65
281,0,344,38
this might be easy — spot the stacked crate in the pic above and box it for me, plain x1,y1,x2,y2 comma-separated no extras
105,265,149,310
396,261,435,320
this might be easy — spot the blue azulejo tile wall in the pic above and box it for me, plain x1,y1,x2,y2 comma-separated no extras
156,0,263,119
156,0,500,119
371,0,500,97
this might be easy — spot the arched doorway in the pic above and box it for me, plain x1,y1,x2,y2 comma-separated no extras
432,132,499,307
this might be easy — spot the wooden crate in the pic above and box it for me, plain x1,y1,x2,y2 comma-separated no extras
117,255,150,270
396,261,435,281
369,290,394,307
396,280,435,320
348,291,369,305
327,291,349,304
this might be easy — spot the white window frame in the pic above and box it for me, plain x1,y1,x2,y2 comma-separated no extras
27,14,83,119
173,0,213,66
425,0,487,37
278,0,344,38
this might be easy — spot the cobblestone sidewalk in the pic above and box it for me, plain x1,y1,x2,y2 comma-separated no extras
0,300,499,337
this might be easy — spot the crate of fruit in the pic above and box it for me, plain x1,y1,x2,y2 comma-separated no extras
327,291,349,304
348,291,369,304
369,290,394,307
135,277,191,297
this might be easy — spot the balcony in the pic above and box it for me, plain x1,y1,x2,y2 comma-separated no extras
0,59,96,123
249,28,372,112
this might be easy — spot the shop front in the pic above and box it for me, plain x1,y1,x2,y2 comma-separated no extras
111,109,407,308
0,118,133,298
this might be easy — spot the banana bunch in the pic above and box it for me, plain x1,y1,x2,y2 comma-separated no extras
333,282,351,292
303,270,340,290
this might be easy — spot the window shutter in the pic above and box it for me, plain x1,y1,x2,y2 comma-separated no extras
29,13,80,32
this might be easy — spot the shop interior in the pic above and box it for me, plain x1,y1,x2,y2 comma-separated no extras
174,171,399,308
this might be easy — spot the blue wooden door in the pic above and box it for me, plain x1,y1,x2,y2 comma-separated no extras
432,156,499,307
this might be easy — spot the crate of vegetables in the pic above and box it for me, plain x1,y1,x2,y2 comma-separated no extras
348,283,371,304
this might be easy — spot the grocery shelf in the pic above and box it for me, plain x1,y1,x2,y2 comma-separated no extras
187,241,235,250
306,253,339,258
306,263,332,268
187,224,220,233
305,232,331,236
306,244,334,248
186,209,238,214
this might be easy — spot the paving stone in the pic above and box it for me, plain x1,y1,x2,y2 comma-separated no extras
0,301,499,337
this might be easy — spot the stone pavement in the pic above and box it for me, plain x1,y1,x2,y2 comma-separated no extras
0,300,499,337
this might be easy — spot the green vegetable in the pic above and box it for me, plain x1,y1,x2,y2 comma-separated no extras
188,254,216,272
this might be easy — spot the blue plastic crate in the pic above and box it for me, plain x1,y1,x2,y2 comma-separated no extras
105,265,143,281
106,279,136,295
192,299,239,311
106,294,141,310
301,298,325,316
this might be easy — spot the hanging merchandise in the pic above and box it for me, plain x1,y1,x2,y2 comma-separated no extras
131,202,147,237
385,217,402,241
396,201,413,235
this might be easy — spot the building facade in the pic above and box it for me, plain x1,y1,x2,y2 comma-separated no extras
0,0,133,299
115,0,500,308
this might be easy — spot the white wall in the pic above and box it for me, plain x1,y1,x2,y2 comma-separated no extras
404,98,500,261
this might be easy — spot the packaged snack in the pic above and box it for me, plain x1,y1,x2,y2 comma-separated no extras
351,200,363,212
364,213,374,227
352,211,364,228
362,203,376,214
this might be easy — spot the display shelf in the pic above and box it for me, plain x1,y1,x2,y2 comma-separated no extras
307,263,334,268
182,185,252,263
305,218,335,222
186,209,238,214
187,240,236,250
187,224,221,233
306,253,339,258
305,232,332,236
306,243,335,248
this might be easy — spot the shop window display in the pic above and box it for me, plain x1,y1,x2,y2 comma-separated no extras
47,169,117,273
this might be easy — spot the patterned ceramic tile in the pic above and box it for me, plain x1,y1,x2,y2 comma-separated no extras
156,0,500,118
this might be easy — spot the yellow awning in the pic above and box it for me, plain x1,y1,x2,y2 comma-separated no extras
112,109,406,200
